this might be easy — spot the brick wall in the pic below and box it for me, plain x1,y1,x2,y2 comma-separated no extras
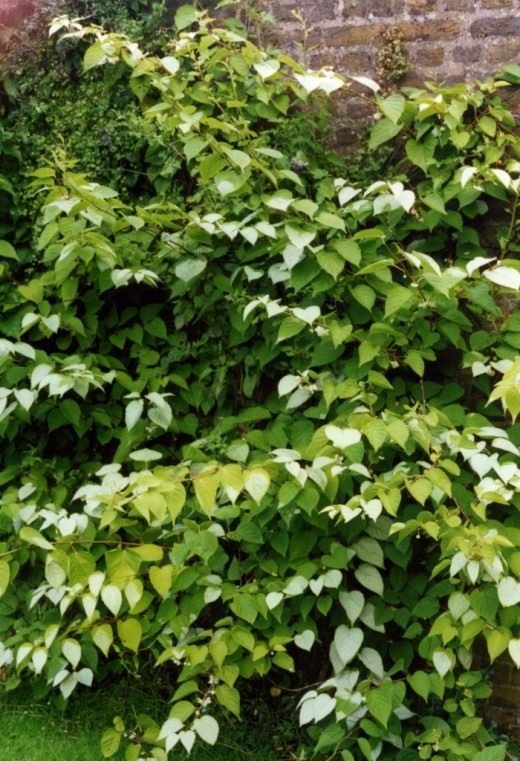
265,0,520,144
483,654,520,742
0,0,34,30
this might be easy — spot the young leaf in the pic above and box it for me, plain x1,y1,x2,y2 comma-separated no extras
117,618,142,653
175,4,198,30
333,625,364,665
244,468,270,504
193,715,219,745
0,560,10,597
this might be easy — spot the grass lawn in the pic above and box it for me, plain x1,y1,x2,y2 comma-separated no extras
0,681,302,761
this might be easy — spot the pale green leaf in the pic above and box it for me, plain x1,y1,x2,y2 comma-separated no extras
244,468,270,504
149,565,173,599
93,624,113,657
175,4,198,30
0,560,10,597
117,618,142,652
333,625,363,665
193,715,219,745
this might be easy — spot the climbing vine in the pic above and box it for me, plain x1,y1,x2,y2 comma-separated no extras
0,6,518,760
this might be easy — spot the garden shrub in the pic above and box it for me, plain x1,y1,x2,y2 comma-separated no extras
0,6,519,761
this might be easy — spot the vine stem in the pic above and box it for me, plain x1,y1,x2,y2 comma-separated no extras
0,538,175,559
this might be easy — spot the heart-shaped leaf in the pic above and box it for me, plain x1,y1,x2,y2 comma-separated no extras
334,625,363,665
325,425,362,449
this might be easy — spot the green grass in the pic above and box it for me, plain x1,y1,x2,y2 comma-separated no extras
0,681,303,761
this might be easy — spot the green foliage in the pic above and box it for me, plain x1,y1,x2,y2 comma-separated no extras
0,5,519,761
377,26,410,85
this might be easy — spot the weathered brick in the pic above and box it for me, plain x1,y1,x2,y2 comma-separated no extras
270,0,337,23
332,94,375,120
400,18,461,41
336,50,377,73
452,45,481,63
446,0,477,8
343,0,406,17
471,16,520,37
0,0,35,27
308,50,336,69
327,18,460,47
406,0,440,15
488,685,520,706
408,42,445,66
485,39,520,64
326,23,382,46
480,0,514,7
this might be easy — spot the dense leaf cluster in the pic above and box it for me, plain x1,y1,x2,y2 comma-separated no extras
0,7,519,761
